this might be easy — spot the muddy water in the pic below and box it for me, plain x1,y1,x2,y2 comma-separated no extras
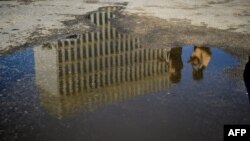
1,6,250,141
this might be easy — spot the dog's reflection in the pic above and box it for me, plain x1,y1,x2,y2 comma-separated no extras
243,56,250,102
168,47,183,83
188,46,212,80
160,47,183,83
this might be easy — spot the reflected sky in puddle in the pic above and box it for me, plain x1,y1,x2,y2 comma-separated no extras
0,6,250,141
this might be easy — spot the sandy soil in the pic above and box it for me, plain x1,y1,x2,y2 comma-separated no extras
125,0,250,33
0,0,249,55
0,0,119,54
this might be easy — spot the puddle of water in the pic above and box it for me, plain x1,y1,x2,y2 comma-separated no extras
0,6,250,141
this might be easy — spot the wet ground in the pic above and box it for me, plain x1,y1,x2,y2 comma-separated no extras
1,5,250,141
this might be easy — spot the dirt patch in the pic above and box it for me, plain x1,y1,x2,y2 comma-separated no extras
1,2,249,64
0,15,91,55
112,12,250,62
207,0,234,4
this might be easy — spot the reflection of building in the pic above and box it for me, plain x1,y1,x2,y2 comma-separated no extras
88,6,119,26
34,7,173,118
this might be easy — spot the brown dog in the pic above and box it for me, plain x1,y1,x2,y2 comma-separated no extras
188,46,212,80
160,47,183,83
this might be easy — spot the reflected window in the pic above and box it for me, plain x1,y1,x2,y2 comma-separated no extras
65,48,69,62
71,48,75,61
58,49,62,63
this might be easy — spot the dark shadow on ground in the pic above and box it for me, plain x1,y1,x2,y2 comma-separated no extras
243,56,250,103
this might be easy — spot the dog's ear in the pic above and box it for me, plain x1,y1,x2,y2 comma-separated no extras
188,56,201,65
188,56,195,64
188,59,192,64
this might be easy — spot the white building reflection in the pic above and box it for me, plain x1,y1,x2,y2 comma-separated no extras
34,7,176,118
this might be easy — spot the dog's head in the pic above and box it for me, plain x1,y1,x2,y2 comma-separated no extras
188,56,202,70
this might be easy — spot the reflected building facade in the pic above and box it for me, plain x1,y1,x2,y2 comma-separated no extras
34,7,177,118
